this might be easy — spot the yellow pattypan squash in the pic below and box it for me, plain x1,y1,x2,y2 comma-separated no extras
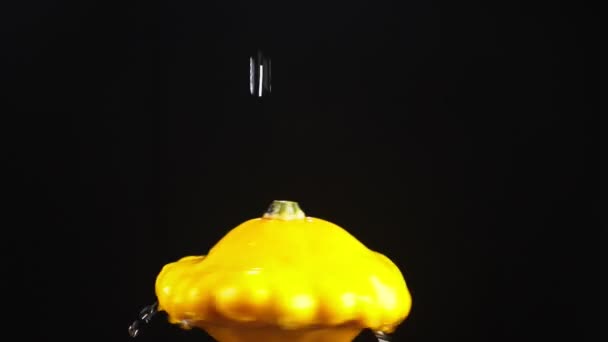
155,200,412,342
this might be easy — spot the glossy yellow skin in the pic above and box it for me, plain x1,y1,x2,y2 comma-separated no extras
155,215,412,342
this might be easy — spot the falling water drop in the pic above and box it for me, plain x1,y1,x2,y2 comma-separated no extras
375,331,391,342
249,49,271,97
128,302,159,338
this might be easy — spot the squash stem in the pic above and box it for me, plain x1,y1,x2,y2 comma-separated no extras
263,200,306,220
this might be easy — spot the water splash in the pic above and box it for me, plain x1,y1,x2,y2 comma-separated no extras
128,302,158,337
128,302,392,340
375,331,391,342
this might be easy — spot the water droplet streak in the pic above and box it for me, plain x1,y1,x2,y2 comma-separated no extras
250,50,271,97
128,302,158,338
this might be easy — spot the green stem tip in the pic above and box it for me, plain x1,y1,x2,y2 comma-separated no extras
263,200,306,220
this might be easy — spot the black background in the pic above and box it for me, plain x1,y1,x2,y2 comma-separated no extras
2,1,601,341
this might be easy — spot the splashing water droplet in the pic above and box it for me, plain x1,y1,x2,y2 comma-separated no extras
180,320,193,329
250,50,271,97
375,331,391,342
128,302,158,338
128,322,141,338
